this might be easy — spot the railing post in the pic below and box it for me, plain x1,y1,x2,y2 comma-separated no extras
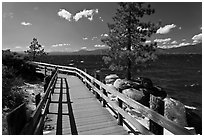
117,88,123,125
94,70,100,100
149,94,164,135
45,66,47,76
101,87,107,107
35,94,41,107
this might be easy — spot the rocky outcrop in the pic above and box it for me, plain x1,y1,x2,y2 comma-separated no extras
163,98,188,127
122,88,150,107
105,74,119,85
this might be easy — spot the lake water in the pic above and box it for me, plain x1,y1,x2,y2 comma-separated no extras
37,54,202,118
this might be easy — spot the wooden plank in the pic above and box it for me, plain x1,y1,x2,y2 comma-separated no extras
74,115,116,126
49,103,58,113
65,75,127,135
76,120,119,132
79,125,127,135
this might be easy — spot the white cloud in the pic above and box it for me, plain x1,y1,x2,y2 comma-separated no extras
21,21,32,26
145,40,151,44
158,42,191,49
52,43,70,47
179,42,191,46
154,38,171,43
82,37,88,40
171,40,177,44
200,27,202,30
182,39,186,41
156,24,176,34
73,9,98,21
192,33,202,44
94,44,106,48
92,36,98,40
81,47,87,50
101,33,108,37
58,9,72,21
179,27,182,30
99,16,104,22
137,26,149,31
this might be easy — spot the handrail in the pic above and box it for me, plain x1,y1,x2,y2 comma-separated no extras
32,61,193,135
20,68,58,135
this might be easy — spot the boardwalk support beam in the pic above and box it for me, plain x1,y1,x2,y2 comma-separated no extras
149,95,164,135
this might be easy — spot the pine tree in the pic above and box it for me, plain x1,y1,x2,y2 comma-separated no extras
25,38,47,61
102,2,160,80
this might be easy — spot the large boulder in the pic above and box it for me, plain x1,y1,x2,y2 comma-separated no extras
105,74,119,85
164,98,188,127
113,79,141,90
122,88,150,107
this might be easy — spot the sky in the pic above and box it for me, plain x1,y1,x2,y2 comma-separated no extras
2,1,202,52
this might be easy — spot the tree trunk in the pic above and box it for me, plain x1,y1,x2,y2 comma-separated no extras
126,8,132,80
127,58,131,80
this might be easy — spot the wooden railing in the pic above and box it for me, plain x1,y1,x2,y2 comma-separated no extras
19,68,58,135
31,61,193,135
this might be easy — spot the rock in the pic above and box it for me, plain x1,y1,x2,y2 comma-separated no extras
105,74,119,84
164,98,188,127
113,79,123,89
113,79,141,90
122,88,150,107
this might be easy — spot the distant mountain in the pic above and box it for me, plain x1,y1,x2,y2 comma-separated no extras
48,43,202,55
157,43,202,54
49,48,108,55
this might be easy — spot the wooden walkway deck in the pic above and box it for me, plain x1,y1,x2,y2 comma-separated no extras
43,74,128,135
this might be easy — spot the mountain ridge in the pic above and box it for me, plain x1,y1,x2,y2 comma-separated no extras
48,43,202,55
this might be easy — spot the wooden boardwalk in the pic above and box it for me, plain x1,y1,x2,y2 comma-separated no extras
43,74,128,135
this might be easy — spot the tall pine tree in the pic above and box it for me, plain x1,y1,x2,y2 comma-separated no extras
25,38,47,61
102,2,160,80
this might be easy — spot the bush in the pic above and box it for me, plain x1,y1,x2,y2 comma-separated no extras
2,50,41,109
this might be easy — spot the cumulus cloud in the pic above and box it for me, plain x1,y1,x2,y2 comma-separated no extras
179,27,182,30
154,38,171,43
21,21,32,26
52,43,70,47
192,33,202,44
58,9,72,21
94,44,106,48
171,40,177,44
82,37,88,40
73,9,98,21
156,24,176,34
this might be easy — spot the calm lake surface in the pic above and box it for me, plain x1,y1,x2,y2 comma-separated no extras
37,54,202,118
